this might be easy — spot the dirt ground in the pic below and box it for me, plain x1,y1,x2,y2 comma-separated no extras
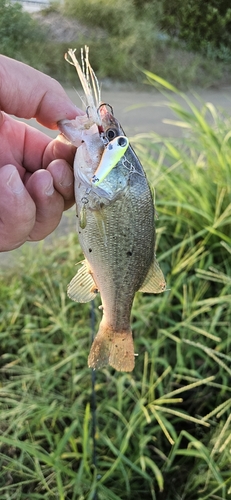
1,85,231,269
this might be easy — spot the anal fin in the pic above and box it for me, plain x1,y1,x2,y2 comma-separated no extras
139,257,166,294
67,260,98,303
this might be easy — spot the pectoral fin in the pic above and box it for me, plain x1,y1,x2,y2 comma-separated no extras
67,260,98,303
139,257,166,294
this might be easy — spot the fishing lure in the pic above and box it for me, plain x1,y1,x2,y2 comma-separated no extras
91,135,129,186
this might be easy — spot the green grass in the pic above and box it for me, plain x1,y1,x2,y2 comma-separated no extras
0,79,231,499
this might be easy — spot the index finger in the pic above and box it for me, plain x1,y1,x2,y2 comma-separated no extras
0,55,82,129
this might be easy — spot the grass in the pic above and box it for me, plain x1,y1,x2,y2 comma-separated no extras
0,78,231,499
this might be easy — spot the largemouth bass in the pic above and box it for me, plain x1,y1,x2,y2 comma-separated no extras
59,47,166,372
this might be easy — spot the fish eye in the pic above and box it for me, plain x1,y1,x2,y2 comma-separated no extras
106,128,117,140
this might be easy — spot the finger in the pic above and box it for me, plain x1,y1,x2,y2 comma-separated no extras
25,169,64,241
0,113,50,172
0,165,36,251
0,56,83,129
42,134,76,169
47,159,75,210
0,114,76,174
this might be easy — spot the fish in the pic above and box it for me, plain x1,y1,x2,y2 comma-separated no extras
58,47,166,372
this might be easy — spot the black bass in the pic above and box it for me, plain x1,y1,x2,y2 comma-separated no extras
59,47,166,372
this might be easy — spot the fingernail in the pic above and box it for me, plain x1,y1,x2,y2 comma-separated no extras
59,178,73,188
59,168,73,188
7,169,24,194
45,179,54,196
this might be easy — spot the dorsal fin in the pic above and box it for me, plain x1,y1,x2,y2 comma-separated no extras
67,260,99,303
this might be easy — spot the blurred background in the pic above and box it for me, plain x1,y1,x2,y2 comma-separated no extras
2,0,231,88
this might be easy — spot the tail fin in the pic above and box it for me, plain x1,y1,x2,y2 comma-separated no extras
88,321,135,372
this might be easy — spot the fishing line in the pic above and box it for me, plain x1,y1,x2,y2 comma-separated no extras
90,300,98,500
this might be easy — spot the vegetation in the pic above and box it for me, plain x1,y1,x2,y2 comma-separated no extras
60,0,231,84
1,0,231,87
0,0,45,63
62,0,231,58
156,0,231,60
0,78,231,499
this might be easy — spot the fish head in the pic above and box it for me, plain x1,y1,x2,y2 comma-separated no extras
58,96,125,150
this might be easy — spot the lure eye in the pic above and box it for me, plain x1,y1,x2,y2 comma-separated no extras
106,128,117,140
118,137,127,147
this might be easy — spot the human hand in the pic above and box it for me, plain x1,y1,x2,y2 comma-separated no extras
0,55,81,251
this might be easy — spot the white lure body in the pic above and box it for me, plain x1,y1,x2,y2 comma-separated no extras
91,136,129,186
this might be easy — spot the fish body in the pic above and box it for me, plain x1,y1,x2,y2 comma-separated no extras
59,48,166,371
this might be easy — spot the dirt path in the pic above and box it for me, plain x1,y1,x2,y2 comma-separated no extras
1,86,231,269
